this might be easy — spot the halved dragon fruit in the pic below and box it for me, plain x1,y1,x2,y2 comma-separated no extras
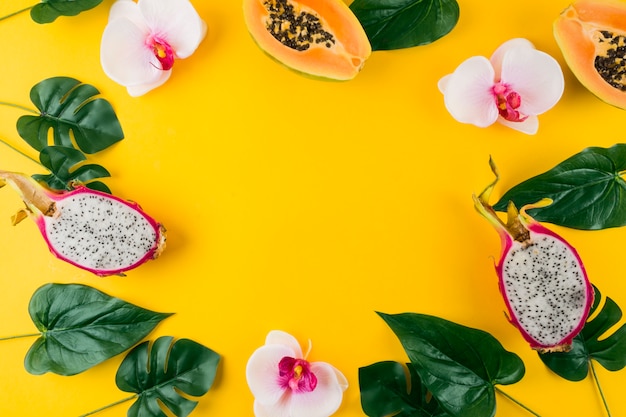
0,171,165,277
473,160,593,352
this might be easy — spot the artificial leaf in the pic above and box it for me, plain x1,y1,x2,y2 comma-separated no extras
30,0,104,24
116,336,221,417
78,180,110,193
539,285,626,381
25,283,172,376
16,77,124,154
378,312,525,417
31,145,111,192
493,144,626,230
360,360,450,417
350,0,460,51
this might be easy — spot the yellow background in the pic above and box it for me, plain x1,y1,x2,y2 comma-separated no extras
0,0,625,416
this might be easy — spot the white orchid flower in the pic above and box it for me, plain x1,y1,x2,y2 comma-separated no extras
100,0,207,96
246,330,348,417
438,38,564,135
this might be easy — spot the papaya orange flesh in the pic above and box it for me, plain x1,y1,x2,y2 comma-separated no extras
243,0,371,80
554,0,626,109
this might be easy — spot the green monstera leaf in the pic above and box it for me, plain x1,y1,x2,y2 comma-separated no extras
25,283,172,376
30,0,104,24
360,360,450,417
16,77,124,154
116,336,221,417
493,144,626,230
539,285,626,381
32,145,111,192
350,0,460,51
377,312,525,417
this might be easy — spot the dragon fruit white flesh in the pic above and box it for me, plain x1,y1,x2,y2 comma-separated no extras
0,171,166,277
473,160,593,353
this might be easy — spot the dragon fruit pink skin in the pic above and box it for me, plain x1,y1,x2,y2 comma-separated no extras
474,160,593,353
0,171,166,277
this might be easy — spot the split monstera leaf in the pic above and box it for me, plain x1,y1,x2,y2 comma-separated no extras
1,76,124,192
0,283,221,417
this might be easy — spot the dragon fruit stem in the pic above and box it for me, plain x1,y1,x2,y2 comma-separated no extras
0,170,56,217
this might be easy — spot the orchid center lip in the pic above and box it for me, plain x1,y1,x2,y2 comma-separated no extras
149,36,175,70
278,356,317,393
492,82,527,122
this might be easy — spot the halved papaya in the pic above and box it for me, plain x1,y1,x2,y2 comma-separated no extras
243,0,371,80
554,0,626,109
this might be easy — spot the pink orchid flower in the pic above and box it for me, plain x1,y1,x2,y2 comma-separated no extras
100,0,207,96
246,330,348,417
438,38,564,135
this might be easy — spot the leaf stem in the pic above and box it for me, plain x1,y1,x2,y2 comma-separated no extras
0,137,41,166
0,5,35,23
78,394,138,417
495,387,542,417
590,361,612,417
0,101,39,114
0,333,39,341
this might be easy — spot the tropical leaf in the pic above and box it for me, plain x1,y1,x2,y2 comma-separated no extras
30,0,104,24
116,336,221,417
378,312,525,417
493,144,626,230
32,145,111,192
360,360,450,417
539,285,626,381
16,77,124,154
350,0,460,51
25,283,172,376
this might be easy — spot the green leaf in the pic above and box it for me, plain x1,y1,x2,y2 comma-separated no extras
378,312,525,417
359,361,450,417
79,180,111,193
116,336,221,417
30,0,104,24
31,145,111,192
16,76,124,154
539,285,626,381
25,283,172,376
349,0,460,51
493,144,626,230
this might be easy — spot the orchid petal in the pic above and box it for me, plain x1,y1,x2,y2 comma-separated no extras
100,18,163,88
437,74,451,94
108,0,145,28
490,38,535,78
126,71,171,97
441,56,499,127
498,114,539,135
254,398,292,417
265,330,304,358
330,364,348,390
287,362,347,417
138,0,207,58
500,46,564,116
246,344,296,405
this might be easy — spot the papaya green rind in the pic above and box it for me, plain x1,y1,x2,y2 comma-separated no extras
554,0,626,109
